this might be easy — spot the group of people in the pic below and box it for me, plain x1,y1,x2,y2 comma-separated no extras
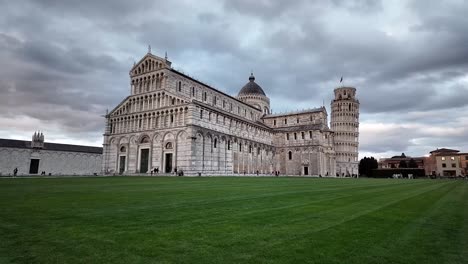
148,167,184,176
149,167,159,176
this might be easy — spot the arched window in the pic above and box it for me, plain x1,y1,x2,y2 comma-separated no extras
288,151,292,160
165,142,173,149
120,146,126,152
140,136,150,144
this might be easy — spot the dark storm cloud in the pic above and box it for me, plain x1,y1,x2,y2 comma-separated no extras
0,0,467,155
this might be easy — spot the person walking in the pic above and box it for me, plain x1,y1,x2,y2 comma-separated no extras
13,168,18,177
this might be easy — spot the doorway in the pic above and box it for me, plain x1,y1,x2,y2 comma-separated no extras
304,166,309,176
140,149,149,173
119,156,126,174
29,159,40,174
165,153,173,173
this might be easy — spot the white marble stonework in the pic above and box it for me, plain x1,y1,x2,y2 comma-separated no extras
0,132,102,176
102,52,360,176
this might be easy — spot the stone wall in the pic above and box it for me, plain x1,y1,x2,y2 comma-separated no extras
0,147,102,176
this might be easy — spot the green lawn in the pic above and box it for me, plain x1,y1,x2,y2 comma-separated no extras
0,177,467,264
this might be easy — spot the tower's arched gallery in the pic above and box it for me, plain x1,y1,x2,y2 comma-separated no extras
102,52,359,176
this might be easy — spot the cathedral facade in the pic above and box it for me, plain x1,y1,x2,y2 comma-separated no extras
102,51,359,176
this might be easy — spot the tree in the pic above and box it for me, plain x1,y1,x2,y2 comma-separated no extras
399,160,408,168
408,158,418,168
359,157,379,177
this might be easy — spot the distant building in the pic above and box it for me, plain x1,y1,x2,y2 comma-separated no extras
379,153,425,169
460,153,468,176
0,132,102,176
425,148,463,177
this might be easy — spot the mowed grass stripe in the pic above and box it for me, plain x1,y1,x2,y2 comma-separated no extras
0,178,466,264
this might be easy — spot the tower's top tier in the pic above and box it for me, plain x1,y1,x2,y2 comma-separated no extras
333,87,357,101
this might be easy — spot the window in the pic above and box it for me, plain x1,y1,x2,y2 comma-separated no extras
200,109,203,119
249,145,252,153
203,92,207,101
450,157,455,161
172,98,175,105
178,81,182,92
452,163,456,168
120,146,126,152
284,118,287,124
257,148,260,155
228,141,231,150
239,143,242,152
286,133,290,140
288,151,292,160
294,133,297,140
213,96,217,105
297,118,299,123
301,132,304,139
192,87,195,96
139,119,142,128
442,163,446,168
441,157,446,161
223,100,226,108
214,138,217,148
309,131,312,138
170,115,174,123
274,120,276,126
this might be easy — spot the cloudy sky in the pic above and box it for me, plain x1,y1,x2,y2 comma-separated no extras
1,0,467,159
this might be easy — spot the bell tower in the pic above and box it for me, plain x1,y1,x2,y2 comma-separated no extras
330,87,359,176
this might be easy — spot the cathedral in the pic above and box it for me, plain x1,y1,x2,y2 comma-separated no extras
102,50,359,176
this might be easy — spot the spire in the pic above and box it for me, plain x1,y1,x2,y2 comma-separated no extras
165,51,168,60
148,44,152,54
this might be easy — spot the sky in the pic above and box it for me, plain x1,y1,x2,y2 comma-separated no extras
0,0,467,159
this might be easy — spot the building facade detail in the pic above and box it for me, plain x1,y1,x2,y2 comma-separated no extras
0,132,102,176
102,52,360,176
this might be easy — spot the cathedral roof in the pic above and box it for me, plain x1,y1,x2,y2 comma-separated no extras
238,73,266,96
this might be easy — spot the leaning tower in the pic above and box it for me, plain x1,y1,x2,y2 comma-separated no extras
331,86,360,176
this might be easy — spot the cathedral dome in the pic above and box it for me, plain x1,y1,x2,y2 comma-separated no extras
238,73,266,96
